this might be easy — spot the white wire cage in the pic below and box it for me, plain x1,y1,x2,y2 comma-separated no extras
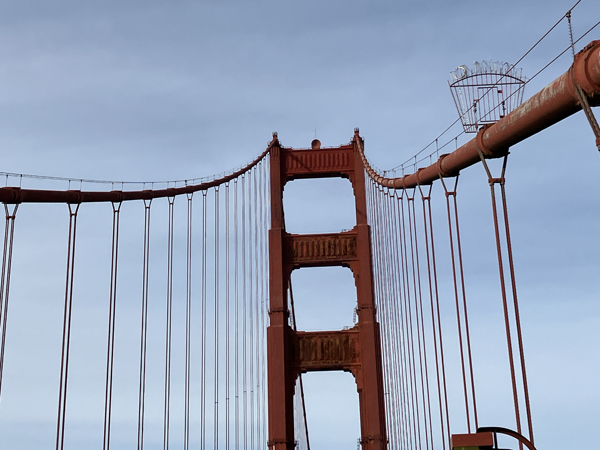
449,61,526,133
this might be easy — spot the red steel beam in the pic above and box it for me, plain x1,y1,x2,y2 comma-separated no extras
360,40,600,188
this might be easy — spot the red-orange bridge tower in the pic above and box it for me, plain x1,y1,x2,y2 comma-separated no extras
267,132,388,450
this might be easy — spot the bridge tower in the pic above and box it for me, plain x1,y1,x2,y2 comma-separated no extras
267,129,387,449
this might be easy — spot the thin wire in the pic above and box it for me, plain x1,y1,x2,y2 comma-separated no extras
214,186,220,450
234,180,240,450
137,199,152,450
55,202,80,450
200,191,208,450
163,197,175,450
0,204,18,402
184,193,193,450
102,201,122,450
225,183,231,450
241,174,248,450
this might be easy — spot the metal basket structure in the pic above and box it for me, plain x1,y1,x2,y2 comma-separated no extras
449,61,526,133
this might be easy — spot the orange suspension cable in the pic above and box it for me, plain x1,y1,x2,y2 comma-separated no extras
137,199,152,450
163,197,175,450
214,186,220,450
418,184,451,450
184,193,193,450
56,202,80,450
0,203,18,403
103,201,122,450
399,194,422,449
475,150,534,446
200,191,208,450
439,175,478,433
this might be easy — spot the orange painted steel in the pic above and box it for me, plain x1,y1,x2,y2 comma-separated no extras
0,147,270,204
267,134,387,449
359,40,600,188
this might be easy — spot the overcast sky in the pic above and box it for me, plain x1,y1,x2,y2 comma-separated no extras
0,1,599,449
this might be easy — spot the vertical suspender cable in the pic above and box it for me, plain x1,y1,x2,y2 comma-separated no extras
451,187,478,432
184,193,193,450
137,199,152,450
241,174,248,450
439,175,478,433
225,183,231,450
214,187,220,450
397,191,417,450
377,189,398,449
399,191,422,450
377,190,402,448
409,192,435,450
256,162,265,449
201,191,208,450
56,202,80,450
163,197,175,450
475,151,533,445
388,190,410,450
406,190,431,450
261,157,269,448
234,180,240,450
103,201,122,450
254,166,260,450
0,203,18,402
248,171,255,450
393,191,414,450
418,184,450,450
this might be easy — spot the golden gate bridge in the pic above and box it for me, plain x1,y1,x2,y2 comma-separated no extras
0,29,598,450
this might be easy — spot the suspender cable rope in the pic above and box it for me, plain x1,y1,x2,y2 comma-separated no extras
391,191,412,450
475,150,534,445
406,189,430,450
200,191,208,450
258,160,267,450
214,186,220,450
225,183,231,450
137,199,152,450
418,184,451,450
407,190,434,450
184,193,193,450
55,202,80,450
163,196,175,450
241,173,247,450
248,171,255,450
383,190,408,448
439,176,478,433
103,201,122,450
0,203,18,402
262,156,270,449
399,191,423,450
255,166,262,450
392,190,414,450
234,180,240,450
385,189,405,450
377,189,394,449
370,186,392,447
